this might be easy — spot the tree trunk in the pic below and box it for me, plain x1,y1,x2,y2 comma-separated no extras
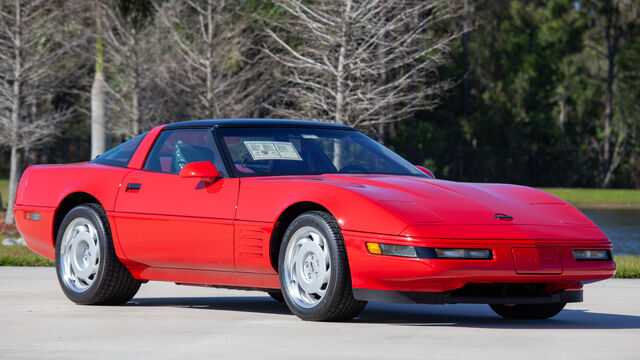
334,0,351,126
602,54,613,187
332,0,351,168
5,0,22,224
408,114,415,164
131,28,140,136
462,0,470,121
333,140,343,171
601,13,618,188
602,86,613,187
5,146,22,224
204,0,218,117
91,71,107,158
91,15,107,159
131,78,140,136
377,123,386,145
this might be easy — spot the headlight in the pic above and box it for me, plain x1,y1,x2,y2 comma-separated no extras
366,243,493,260
573,249,611,261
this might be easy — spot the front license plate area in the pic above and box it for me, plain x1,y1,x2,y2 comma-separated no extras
512,247,563,274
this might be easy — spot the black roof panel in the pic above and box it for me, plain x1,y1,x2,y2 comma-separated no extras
164,118,355,130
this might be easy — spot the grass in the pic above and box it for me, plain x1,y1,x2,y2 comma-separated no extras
0,178,8,210
614,256,640,279
0,209,54,266
0,244,54,266
540,188,640,209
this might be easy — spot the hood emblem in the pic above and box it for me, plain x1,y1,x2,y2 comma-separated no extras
494,213,513,221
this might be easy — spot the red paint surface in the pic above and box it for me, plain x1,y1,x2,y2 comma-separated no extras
512,247,563,274
113,171,238,271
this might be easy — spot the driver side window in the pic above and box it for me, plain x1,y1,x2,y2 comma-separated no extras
143,129,226,176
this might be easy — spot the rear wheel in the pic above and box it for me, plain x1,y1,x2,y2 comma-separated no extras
55,204,141,305
490,303,566,319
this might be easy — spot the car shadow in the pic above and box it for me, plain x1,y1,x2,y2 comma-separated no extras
125,296,640,330
125,296,292,316
355,302,640,329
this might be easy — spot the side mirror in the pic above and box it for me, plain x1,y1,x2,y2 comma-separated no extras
179,161,220,182
415,165,435,179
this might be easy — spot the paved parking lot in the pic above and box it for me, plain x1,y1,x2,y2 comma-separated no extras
1,267,639,359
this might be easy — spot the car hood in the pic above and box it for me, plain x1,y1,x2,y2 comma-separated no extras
316,174,594,227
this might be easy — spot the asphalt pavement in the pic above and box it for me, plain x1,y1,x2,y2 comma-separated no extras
1,267,639,360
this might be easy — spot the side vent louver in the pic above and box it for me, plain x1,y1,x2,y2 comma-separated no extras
238,229,265,259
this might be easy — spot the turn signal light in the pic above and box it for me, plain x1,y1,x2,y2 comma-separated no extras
366,243,417,258
366,242,382,255
24,212,41,221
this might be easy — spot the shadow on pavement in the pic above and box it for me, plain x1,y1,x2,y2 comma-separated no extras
356,302,640,330
126,296,292,316
125,296,640,330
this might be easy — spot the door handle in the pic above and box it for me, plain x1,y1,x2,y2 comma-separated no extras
125,183,142,192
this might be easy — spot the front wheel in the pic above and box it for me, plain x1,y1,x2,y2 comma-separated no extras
490,303,566,319
55,204,141,305
278,211,366,321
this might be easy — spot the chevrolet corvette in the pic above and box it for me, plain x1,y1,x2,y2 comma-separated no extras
15,119,615,321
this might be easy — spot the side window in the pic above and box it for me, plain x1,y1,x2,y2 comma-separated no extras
91,132,146,168
143,129,226,176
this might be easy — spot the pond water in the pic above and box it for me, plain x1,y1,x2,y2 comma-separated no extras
581,208,640,255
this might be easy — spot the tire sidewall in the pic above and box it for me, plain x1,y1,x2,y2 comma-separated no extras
55,205,110,304
278,212,342,318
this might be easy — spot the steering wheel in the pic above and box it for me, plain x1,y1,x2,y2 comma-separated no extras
339,165,369,174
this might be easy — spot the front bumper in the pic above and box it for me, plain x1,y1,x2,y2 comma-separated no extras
353,284,583,304
343,230,616,298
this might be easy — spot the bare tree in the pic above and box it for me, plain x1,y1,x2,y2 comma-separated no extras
263,0,459,130
98,0,166,139
0,0,71,224
155,0,271,119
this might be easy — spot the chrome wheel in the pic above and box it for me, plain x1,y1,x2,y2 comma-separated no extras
59,217,100,293
278,211,367,321
283,226,331,309
56,204,141,305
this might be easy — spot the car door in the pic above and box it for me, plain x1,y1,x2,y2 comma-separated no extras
113,128,238,271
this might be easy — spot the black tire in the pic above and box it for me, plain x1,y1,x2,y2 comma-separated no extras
278,211,367,321
55,204,141,305
267,291,285,302
489,303,566,319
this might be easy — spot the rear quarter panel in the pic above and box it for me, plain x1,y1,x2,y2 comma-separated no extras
14,163,131,259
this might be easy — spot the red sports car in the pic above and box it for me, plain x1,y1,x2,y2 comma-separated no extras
15,119,615,321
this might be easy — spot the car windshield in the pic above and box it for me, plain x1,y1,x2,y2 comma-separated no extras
217,127,426,177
